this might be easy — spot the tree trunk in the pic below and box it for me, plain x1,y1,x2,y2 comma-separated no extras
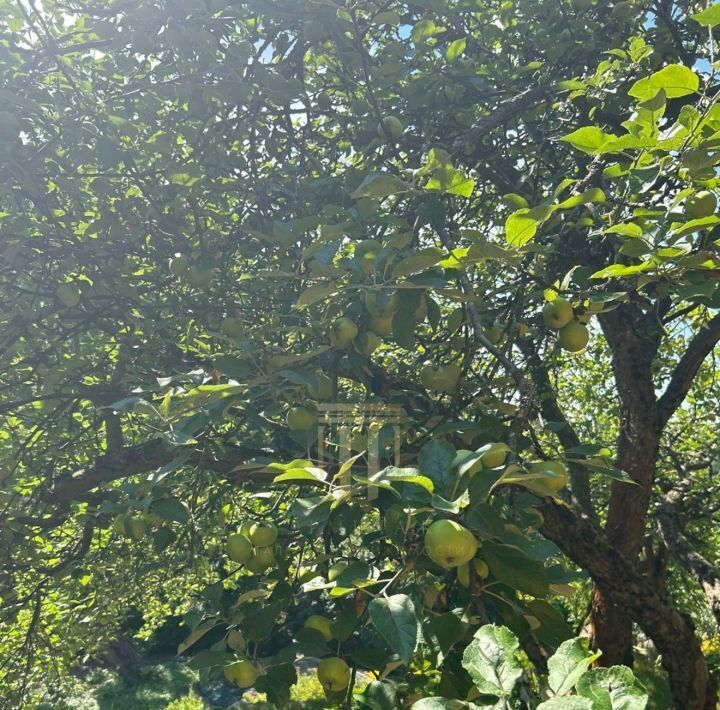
541,500,717,709
590,306,662,665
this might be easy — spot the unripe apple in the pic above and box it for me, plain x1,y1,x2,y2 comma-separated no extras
330,317,358,347
432,363,462,393
558,321,589,352
425,520,478,569
304,615,333,641
685,191,717,220
126,516,147,540
529,461,570,492
246,545,276,573
56,283,82,307
317,657,351,692
317,91,332,111
363,290,400,317
221,317,244,338
611,0,632,21
355,331,381,357
479,442,510,469
377,115,404,140
287,405,315,430
249,522,278,547
367,314,393,336
227,533,253,564
484,323,504,345
542,298,574,329
224,660,258,688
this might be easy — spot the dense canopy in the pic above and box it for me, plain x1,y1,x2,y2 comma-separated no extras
3,0,720,707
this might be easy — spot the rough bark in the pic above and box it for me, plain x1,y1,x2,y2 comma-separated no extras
589,305,662,664
541,499,717,709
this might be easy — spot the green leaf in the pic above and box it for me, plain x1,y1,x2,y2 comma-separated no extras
576,666,649,710
693,4,720,27
177,619,220,654
548,637,600,696
557,188,606,209
461,624,523,698
628,65,699,101
295,284,337,307
411,700,472,709
356,680,399,710
424,148,474,197
505,205,554,246
368,594,419,665
446,38,467,61
380,466,435,493
590,262,652,279
351,173,411,199
482,541,549,598
418,439,456,498
273,467,327,484
392,247,445,277
151,496,189,524
560,127,618,154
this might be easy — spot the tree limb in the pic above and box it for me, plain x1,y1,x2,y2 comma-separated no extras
657,314,720,428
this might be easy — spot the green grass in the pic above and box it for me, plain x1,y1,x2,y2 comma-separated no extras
32,660,329,709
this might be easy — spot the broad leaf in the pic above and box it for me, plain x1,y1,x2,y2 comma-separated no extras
462,625,522,698
547,637,600,696
368,594,419,665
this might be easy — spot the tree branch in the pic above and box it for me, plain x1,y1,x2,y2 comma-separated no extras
42,439,273,507
539,498,716,709
657,314,720,428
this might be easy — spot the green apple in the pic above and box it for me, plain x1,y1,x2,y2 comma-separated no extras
484,323,504,345
558,321,589,352
457,562,470,588
355,331,381,357
317,91,332,111
433,364,462,393
611,0,632,21
287,405,315,430
479,442,510,469
221,317,244,338
304,615,333,641
377,115,404,140
330,317,358,347
420,365,437,390
249,522,278,547
685,191,717,219
364,290,400,317
246,545,276,573
529,461,569,492
56,283,82,307
227,533,253,564
367,314,393,336
168,255,190,276
126,516,146,540
224,660,258,688
542,298,573,329
317,657,351,692
425,520,478,569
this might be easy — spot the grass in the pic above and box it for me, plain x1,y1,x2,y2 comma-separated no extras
31,659,330,709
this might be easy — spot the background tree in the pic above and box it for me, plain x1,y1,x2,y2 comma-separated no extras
2,0,720,707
